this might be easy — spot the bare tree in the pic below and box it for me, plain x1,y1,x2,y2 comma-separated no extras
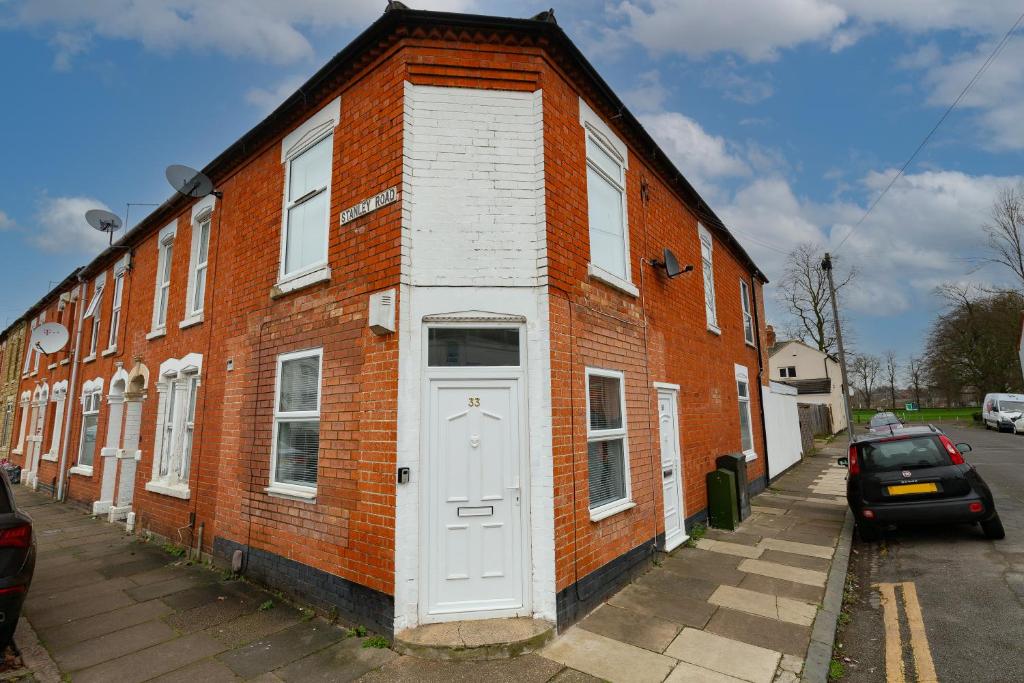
983,183,1024,289
883,350,900,409
906,355,924,408
776,243,857,355
849,354,882,409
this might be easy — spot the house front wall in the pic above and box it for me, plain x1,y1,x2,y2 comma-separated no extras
0,321,28,459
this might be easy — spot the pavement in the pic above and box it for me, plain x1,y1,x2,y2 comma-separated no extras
7,443,853,683
837,423,1024,683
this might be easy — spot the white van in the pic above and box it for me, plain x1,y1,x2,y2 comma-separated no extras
982,393,1024,432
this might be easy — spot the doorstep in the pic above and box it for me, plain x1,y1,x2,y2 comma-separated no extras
539,445,852,683
393,617,555,661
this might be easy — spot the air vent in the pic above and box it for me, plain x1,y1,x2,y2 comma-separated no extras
369,289,396,335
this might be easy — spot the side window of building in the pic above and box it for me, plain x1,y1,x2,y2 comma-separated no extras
184,196,215,326
699,225,718,333
780,366,797,378
149,355,202,497
270,348,322,498
735,364,755,461
740,280,755,345
586,368,631,518
77,380,103,470
281,136,331,282
150,223,176,335
107,266,125,351
83,272,106,359
579,99,632,291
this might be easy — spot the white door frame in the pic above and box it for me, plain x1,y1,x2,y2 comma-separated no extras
654,382,687,551
418,322,532,623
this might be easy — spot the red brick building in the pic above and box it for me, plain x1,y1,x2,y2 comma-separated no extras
6,7,771,637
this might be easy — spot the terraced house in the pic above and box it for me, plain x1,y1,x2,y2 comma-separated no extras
6,6,773,638
0,318,28,462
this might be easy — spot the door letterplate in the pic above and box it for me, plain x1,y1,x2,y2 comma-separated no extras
457,506,494,517
663,468,673,478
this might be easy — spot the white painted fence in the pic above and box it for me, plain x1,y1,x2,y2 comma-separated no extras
763,381,803,479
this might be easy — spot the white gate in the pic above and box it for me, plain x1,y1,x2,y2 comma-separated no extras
762,381,803,479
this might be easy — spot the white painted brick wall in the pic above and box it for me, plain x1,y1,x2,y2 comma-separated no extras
404,84,545,287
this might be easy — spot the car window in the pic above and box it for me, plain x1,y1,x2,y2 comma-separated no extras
0,477,12,514
997,400,1024,412
859,436,951,472
870,414,900,427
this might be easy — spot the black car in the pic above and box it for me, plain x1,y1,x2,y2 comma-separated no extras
0,470,35,647
838,425,1005,541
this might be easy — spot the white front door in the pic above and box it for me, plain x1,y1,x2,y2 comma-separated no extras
658,387,686,551
425,377,527,620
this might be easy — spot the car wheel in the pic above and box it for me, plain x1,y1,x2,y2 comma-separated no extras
981,514,1006,540
857,521,880,542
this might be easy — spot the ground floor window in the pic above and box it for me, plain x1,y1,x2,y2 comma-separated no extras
149,355,202,496
78,381,103,468
270,348,322,496
735,364,755,459
586,367,631,514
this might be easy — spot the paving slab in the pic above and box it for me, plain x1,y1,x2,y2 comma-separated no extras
53,618,177,671
661,554,746,586
758,538,834,559
206,604,303,649
149,657,241,683
276,637,396,681
738,559,827,587
664,628,780,683
607,583,717,629
665,660,746,682
633,568,718,602
695,539,763,559
29,590,136,629
357,653,565,683
72,631,227,683
541,627,676,683
577,604,680,653
704,608,811,658
36,599,172,649
758,550,831,573
126,575,207,602
702,529,763,546
215,620,345,678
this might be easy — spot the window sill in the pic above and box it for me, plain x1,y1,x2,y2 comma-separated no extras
588,264,639,298
589,500,636,522
146,329,166,341
145,481,191,499
744,450,758,462
265,484,317,503
101,347,117,357
179,314,203,329
11,449,21,456
42,453,58,462
707,323,721,336
60,359,70,366
81,354,97,364
271,266,331,300
69,465,93,477
47,363,57,370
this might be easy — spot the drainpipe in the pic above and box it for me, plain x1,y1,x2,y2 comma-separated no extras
56,278,86,501
750,277,771,482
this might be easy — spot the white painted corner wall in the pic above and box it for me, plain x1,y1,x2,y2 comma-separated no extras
394,83,553,632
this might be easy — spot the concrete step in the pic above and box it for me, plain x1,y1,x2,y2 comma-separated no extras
394,617,554,661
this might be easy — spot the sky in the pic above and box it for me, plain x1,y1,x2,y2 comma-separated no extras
1,0,1022,359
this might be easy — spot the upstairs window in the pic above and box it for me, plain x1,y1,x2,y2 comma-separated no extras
84,274,105,358
586,136,628,280
184,198,215,324
152,225,175,333
586,368,631,517
282,136,331,280
107,270,125,350
270,348,322,497
699,225,718,332
740,280,755,345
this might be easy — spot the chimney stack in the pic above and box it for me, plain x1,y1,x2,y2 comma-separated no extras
766,324,777,349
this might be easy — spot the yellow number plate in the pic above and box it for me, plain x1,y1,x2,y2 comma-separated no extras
887,483,938,495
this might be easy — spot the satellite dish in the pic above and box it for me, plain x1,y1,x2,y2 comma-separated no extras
85,209,122,235
30,322,70,355
166,164,215,198
651,248,692,279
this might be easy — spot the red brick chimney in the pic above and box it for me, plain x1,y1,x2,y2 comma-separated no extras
766,324,777,349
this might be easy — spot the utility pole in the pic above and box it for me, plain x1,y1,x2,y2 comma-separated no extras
823,253,855,441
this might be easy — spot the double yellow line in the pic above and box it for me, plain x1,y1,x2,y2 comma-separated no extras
877,582,938,682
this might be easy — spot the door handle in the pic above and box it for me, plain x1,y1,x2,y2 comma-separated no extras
508,477,521,506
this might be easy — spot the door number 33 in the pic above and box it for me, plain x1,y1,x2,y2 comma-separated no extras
467,397,481,407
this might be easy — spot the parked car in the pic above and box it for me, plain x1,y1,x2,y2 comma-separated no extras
839,425,1004,542
981,393,1024,433
0,470,35,647
867,411,904,435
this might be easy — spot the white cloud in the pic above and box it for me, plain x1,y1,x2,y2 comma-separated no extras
615,0,847,61
639,111,750,191
0,211,14,231
7,0,481,67
245,73,310,114
29,196,115,255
